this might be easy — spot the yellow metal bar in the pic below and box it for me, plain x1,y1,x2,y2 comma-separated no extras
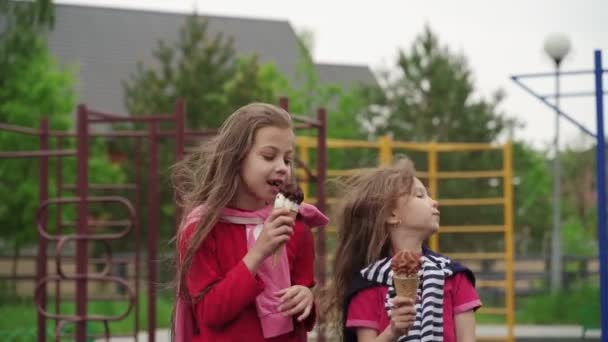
437,170,504,179
439,198,504,206
435,143,503,152
446,252,505,260
428,143,439,251
415,171,429,178
328,138,380,148
298,145,310,201
378,135,393,166
440,225,505,233
295,136,316,147
391,141,432,151
298,136,380,148
503,141,515,342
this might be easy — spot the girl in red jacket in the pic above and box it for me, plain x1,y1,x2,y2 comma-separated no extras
171,103,327,341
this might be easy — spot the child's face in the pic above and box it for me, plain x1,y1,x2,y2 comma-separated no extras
390,177,440,235
236,126,294,209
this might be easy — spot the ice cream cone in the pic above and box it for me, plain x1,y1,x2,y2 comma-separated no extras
393,274,419,299
273,209,298,266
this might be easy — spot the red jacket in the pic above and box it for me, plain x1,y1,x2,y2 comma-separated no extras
179,219,317,341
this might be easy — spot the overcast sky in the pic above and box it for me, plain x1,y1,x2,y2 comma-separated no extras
58,0,608,150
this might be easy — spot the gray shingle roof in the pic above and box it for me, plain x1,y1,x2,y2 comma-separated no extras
315,63,379,90
47,3,377,114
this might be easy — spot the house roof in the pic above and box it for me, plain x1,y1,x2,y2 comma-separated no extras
47,3,377,114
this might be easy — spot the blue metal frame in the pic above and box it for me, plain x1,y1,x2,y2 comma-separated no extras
512,49,607,341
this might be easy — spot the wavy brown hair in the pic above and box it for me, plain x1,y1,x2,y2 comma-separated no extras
324,158,416,336
171,102,292,302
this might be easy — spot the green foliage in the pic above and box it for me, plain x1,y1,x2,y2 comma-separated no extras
364,25,508,143
0,0,125,252
123,14,282,129
516,282,600,325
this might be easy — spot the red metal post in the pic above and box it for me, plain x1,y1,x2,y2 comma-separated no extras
315,107,327,342
36,118,49,342
279,96,289,111
76,104,89,341
148,121,159,342
174,99,185,230
55,136,63,331
134,137,142,340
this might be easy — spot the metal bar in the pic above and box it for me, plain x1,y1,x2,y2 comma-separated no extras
36,118,49,342
378,135,393,166
436,170,504,179
290,113,321,127
512,69,595,78
550,63,563,293
279,96,289,111
438,198,504,206
511,75,596,137
148,121,159,342
60,220,132,228
503,141,516,341
134,137,142,340
75,104,89,341
539,90,608,99
184,129,217,137
325,139,379,148
298,146,310,201
593,49,608,342
54,135,63,333
315,107,327,342
62,184,137,191
0,123,41,135
87,109,174,122
446,252,505,260
175,99,185,231
0,150,76,158
440,225,505,233
428,143,439,251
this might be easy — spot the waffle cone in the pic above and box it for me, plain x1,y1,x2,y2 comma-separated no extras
393,274,419,299
272,210,299,267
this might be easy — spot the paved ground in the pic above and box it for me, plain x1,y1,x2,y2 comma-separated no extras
98,325,602,341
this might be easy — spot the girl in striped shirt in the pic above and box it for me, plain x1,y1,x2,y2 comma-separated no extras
325,158,481,342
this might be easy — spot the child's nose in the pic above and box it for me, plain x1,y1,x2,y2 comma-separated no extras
431,199,439,208
276,161,289,174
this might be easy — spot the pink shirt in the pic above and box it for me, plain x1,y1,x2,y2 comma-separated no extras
346,272,481,342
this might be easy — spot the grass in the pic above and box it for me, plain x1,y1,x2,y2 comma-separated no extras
474,283,600,327
0,294,174,339
0,282,600,339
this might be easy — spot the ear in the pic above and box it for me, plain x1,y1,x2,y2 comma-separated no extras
386,208,401,226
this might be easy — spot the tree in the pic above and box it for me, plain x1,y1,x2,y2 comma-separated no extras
123,15,281,129
362,25,507,143
284,30,378,178
0,0,125,291
122,14,287,246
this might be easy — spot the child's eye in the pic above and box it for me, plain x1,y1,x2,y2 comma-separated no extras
284,159,292,166
263,155,275,161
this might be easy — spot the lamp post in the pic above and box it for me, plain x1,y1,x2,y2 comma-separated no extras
543,33,571,293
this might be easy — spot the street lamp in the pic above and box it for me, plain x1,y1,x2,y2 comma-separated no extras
543,33,571,293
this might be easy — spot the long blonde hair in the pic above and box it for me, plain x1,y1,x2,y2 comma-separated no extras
171,102,293,300
325,158,416,334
